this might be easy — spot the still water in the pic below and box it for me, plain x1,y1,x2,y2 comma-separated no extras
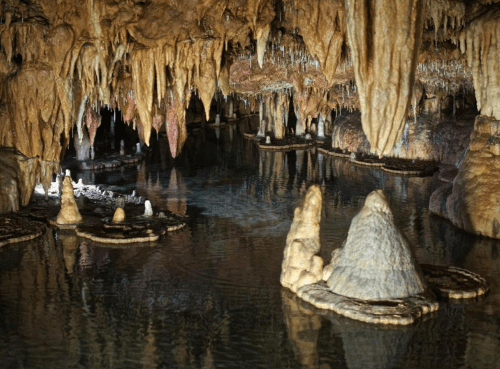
1,121,500,369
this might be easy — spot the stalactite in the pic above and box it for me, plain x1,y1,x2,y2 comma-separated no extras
346,0,425,156
466,9,500,120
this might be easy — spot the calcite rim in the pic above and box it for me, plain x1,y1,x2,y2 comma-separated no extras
421,264,489,300
295,264,488,325
75,216,186,244
296,282,439,325
0,215,46,247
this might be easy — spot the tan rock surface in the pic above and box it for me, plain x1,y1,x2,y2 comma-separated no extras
0,147,39,213
280,184,324,293
112,207,125,223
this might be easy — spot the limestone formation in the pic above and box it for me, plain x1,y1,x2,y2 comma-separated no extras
112,207,125,223
0,147,39,213
346,0,425,156
283,188,487,325
56,171,83,225
430,115,500,238
280,185,324,293
323,190,427,299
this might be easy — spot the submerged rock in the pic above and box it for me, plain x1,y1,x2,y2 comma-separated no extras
324,190,427,300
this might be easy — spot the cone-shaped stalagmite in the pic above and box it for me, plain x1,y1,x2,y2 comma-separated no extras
324,190,427,299
346,0,425,156
56,172,83,225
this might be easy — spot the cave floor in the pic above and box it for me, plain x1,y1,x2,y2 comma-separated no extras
1,123,499,369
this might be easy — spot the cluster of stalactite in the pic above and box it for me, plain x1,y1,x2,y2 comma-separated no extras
1,0,500,205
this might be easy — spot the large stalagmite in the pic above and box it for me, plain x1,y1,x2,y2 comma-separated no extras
346,0,425,156
323,190,427,299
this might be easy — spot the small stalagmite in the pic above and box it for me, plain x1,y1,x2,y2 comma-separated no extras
56,170,83,225
112,207,126,223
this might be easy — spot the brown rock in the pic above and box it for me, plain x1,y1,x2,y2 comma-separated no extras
0,147,39,213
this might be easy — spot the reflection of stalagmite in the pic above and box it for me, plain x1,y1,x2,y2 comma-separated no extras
337,320,415,369
56,171,83,224
281,290,321,368
346,0,425,156
166,168,188,217
281,185,323,293
60,232,78,275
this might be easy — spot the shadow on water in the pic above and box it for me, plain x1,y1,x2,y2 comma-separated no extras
1,123,500,368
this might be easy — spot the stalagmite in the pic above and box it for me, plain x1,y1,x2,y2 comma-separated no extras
346,0,425,156
281,185,323,293
56,170,83,225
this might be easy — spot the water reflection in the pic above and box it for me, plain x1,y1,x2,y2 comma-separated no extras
1,126,500,368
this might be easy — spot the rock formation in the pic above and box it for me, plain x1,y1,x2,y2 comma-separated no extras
346,0,425,156
56,171,83,225
323,190,427,299
0,147,39,212
430,115,500,238
280,184,323,293
112,207,125,223
281,188,489,324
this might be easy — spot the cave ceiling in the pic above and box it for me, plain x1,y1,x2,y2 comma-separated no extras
1,0,500,184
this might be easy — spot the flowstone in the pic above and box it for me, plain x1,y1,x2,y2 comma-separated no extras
282,187,488,325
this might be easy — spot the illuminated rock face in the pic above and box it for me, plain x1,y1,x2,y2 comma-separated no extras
430,116,500,239
280,185,324,293
0,147,39,213
346,0,425,157
324,190,427,300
